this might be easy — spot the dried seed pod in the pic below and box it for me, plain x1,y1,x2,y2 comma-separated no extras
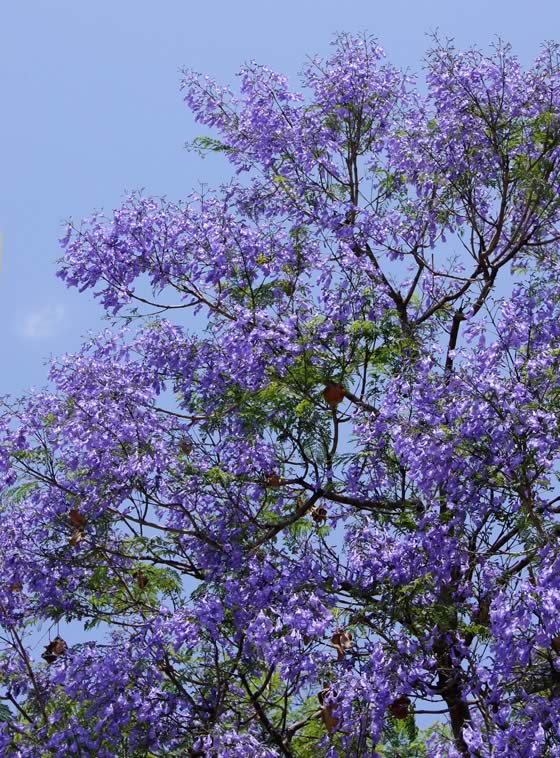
317,684,329,705
266,473,282,488
69,509,86,527
135,571,149,590
322,382,345,407
156,660,174,675
331,629,353,660
51,637,67,656
389,695,411,719
321,703,339,733
551,635,560,653
68,528,85,546
413,499,425,515
318,685,339,732
42,636,67,664
476,597,490,625
310,504,327,524
178,439,193,455
9,580,22,592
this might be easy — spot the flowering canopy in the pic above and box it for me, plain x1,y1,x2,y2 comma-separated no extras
2,33,560,756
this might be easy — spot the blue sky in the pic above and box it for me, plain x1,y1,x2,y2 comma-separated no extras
2,0,560,395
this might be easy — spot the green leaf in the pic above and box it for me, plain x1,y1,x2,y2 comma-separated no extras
193,135,231,153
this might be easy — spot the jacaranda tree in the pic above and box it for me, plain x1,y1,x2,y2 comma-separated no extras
2,33,560,756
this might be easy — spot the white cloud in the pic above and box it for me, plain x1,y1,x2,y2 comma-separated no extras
20,304,66,338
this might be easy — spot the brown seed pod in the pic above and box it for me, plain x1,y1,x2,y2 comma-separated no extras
51,637,67,656
266,473,282,488
476,597,490,625
69,509,86,527
178,439,193,456
331,629,353,660
68,528,85,546
322,382,345,407
310,504,327,524
318,685,339,732
551,635,560,653
135,571,149,590
42,636,67,664
156,659,174,675
389,695,411,719
9,580,22,593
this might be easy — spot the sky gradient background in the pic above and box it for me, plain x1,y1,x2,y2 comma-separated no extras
2,0,560,395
